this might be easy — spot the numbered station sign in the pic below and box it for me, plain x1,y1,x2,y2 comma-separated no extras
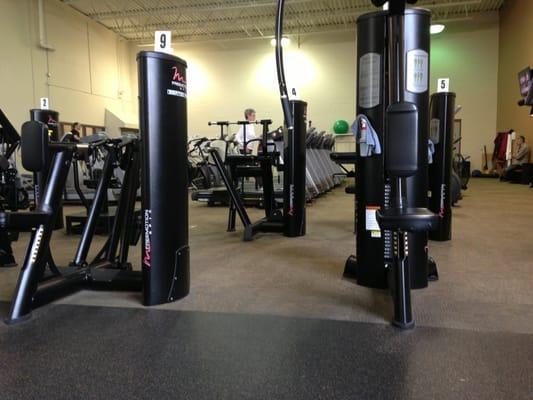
154,31,173,54
289,87,300,100
437,78,450,93
40,97,49,110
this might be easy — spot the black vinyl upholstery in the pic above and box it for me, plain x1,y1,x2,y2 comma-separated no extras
20,121,49,173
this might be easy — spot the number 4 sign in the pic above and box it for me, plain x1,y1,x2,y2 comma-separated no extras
289,87,300,100
154,31,172,54
437,78,450,93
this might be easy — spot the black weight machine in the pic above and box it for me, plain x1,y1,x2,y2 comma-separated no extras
224,119,280,204
327,0,439,328
428,92,456,241
29,109,65,230
1,51,190,324
209,114,306,241
0,108,29,267
1,121,142,324
0,108,29,212
365,0,439,328
200,0,311,243
138,51,190,305
192,119,284,208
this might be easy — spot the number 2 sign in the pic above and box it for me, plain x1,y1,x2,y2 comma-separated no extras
40,97,49,110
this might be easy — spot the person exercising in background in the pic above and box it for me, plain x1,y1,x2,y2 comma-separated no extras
236,108,257,154
71,122,82,142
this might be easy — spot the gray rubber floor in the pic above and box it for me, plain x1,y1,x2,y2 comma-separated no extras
0,302,531,400
0,179,532,399
1,179,531,333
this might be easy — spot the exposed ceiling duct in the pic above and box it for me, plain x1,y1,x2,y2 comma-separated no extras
62,0,504,43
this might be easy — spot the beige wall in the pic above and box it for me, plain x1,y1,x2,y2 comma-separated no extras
0,1,499,172
497,0,533,145
0,0,136,133
130,15,498,170
131,31,356,138
0,0,35,130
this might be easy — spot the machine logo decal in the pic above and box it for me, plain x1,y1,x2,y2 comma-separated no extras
439,184,446,218
171,66,186,84
359,53,381,108
288,184,294,215
143,209,152,268
169,66,187,98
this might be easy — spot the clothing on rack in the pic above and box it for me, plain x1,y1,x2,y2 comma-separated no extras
493,131,512,162
506,133,513,165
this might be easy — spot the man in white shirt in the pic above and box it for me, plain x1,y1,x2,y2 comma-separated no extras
235,108,257,153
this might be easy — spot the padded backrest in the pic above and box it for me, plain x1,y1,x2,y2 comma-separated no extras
21,120,49,172
80,132,109,144
385,102,418,177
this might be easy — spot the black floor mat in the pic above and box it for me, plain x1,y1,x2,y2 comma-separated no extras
0,302,531,400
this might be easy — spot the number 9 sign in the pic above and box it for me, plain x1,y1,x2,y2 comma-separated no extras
155,31,172,54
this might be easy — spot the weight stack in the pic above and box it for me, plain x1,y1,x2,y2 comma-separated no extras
283,100,307,237
137,51,190,306
428,92,456,241
353,9,431,289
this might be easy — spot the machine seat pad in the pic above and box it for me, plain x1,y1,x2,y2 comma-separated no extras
330,152,357,164
376,207,438,232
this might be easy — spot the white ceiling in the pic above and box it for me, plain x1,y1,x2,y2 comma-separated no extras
62,0,505,43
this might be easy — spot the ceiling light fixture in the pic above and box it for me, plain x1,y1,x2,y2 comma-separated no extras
270,37,290,47
430,24,445,35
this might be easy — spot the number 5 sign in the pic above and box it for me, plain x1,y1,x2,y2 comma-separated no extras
437,78,450,93
154,31,172,54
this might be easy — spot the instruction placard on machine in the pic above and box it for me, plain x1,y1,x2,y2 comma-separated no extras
430,118,440,143
406,49,428,93
359,53,381,108
365,206,381,238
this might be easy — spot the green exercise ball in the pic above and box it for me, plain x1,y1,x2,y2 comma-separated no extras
333,119,349,134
